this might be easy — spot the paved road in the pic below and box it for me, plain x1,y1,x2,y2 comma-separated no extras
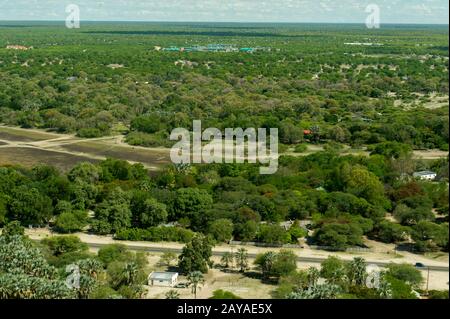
87,243,449,272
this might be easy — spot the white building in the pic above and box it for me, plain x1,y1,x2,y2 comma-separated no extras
413,171,437,181
148,272,178,287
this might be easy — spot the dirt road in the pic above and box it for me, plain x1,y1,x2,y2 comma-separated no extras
0,125,170,170
25,228,449,291
2,125,447,171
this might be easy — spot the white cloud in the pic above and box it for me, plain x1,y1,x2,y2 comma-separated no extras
0,0,448,24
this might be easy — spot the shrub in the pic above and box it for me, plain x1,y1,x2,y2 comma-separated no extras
428,290,449,299
294,144,308,153
77,128,104,138
386,263,424,288
257,224,291,245
209,289,241,299
125,131,172,147
114,227,195,243
54,211,88,233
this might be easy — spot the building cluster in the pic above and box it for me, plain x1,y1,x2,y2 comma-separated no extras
155,44,271,53
344,42,383,46
6,45,33,50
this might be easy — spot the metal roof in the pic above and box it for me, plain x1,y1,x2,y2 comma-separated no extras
148,272,178,281
413,171,437,176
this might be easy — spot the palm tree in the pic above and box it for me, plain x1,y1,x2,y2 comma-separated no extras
220,252,234,269
0,278,13,299
307,267,320,287
377,274,393,299
256,252,276,279
77,258,103,280
165,290,180,299
187,271,205,299
288,284,341,299
347,257,367,286
122,262,139,286
234,248,249,273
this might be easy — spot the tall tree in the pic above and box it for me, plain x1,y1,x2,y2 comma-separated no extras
235,248,249,273
178,235,213,274
320,256,346,285
220,252,234,269
346,257,368,286
9,186,53,226
187,271,205,299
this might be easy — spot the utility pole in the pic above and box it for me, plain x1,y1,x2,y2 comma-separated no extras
415,264,430,297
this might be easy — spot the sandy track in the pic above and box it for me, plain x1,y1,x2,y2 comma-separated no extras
1,125,447,169
0,125,167,170
24,228,449,291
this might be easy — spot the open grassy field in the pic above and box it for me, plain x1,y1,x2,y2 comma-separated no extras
0,126,60,142
1,124,447,173
0,147,99,171
57,141,171,169
0,125,171,171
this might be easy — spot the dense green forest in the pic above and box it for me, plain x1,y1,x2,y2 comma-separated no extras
0,21,449,251
0,22,449,300
1,149,448,252
0,22,448,149
0,150,448,299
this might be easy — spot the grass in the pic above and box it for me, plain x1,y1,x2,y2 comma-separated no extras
0,125,171,171
0,147,99,171
425,252,448,260
59,141,171,168
0,126,59,141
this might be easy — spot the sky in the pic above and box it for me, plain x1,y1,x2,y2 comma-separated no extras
0,0,448,24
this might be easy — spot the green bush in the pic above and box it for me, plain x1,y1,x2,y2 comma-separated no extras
386,263,424,289
42,235,88,257
54,211,88,233
209,289,242,299
289,225,308,242
125,131,173,147
77,128,104,138
428,290,449,299
294,144,308,153
257,224,291,245
115,227,195,243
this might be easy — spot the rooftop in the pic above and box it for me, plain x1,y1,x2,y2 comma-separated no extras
148,272,178,280
413,171,437,176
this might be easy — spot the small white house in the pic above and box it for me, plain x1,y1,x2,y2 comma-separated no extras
413,171,437,181
148,272,178,287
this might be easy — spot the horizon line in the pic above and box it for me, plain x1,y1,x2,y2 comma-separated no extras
0,19,448,26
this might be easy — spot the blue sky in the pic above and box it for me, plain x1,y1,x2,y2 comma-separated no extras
0,0,448,24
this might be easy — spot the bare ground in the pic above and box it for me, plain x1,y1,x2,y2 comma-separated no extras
1,125,447,173
0,125,170,171
24,228,449,293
